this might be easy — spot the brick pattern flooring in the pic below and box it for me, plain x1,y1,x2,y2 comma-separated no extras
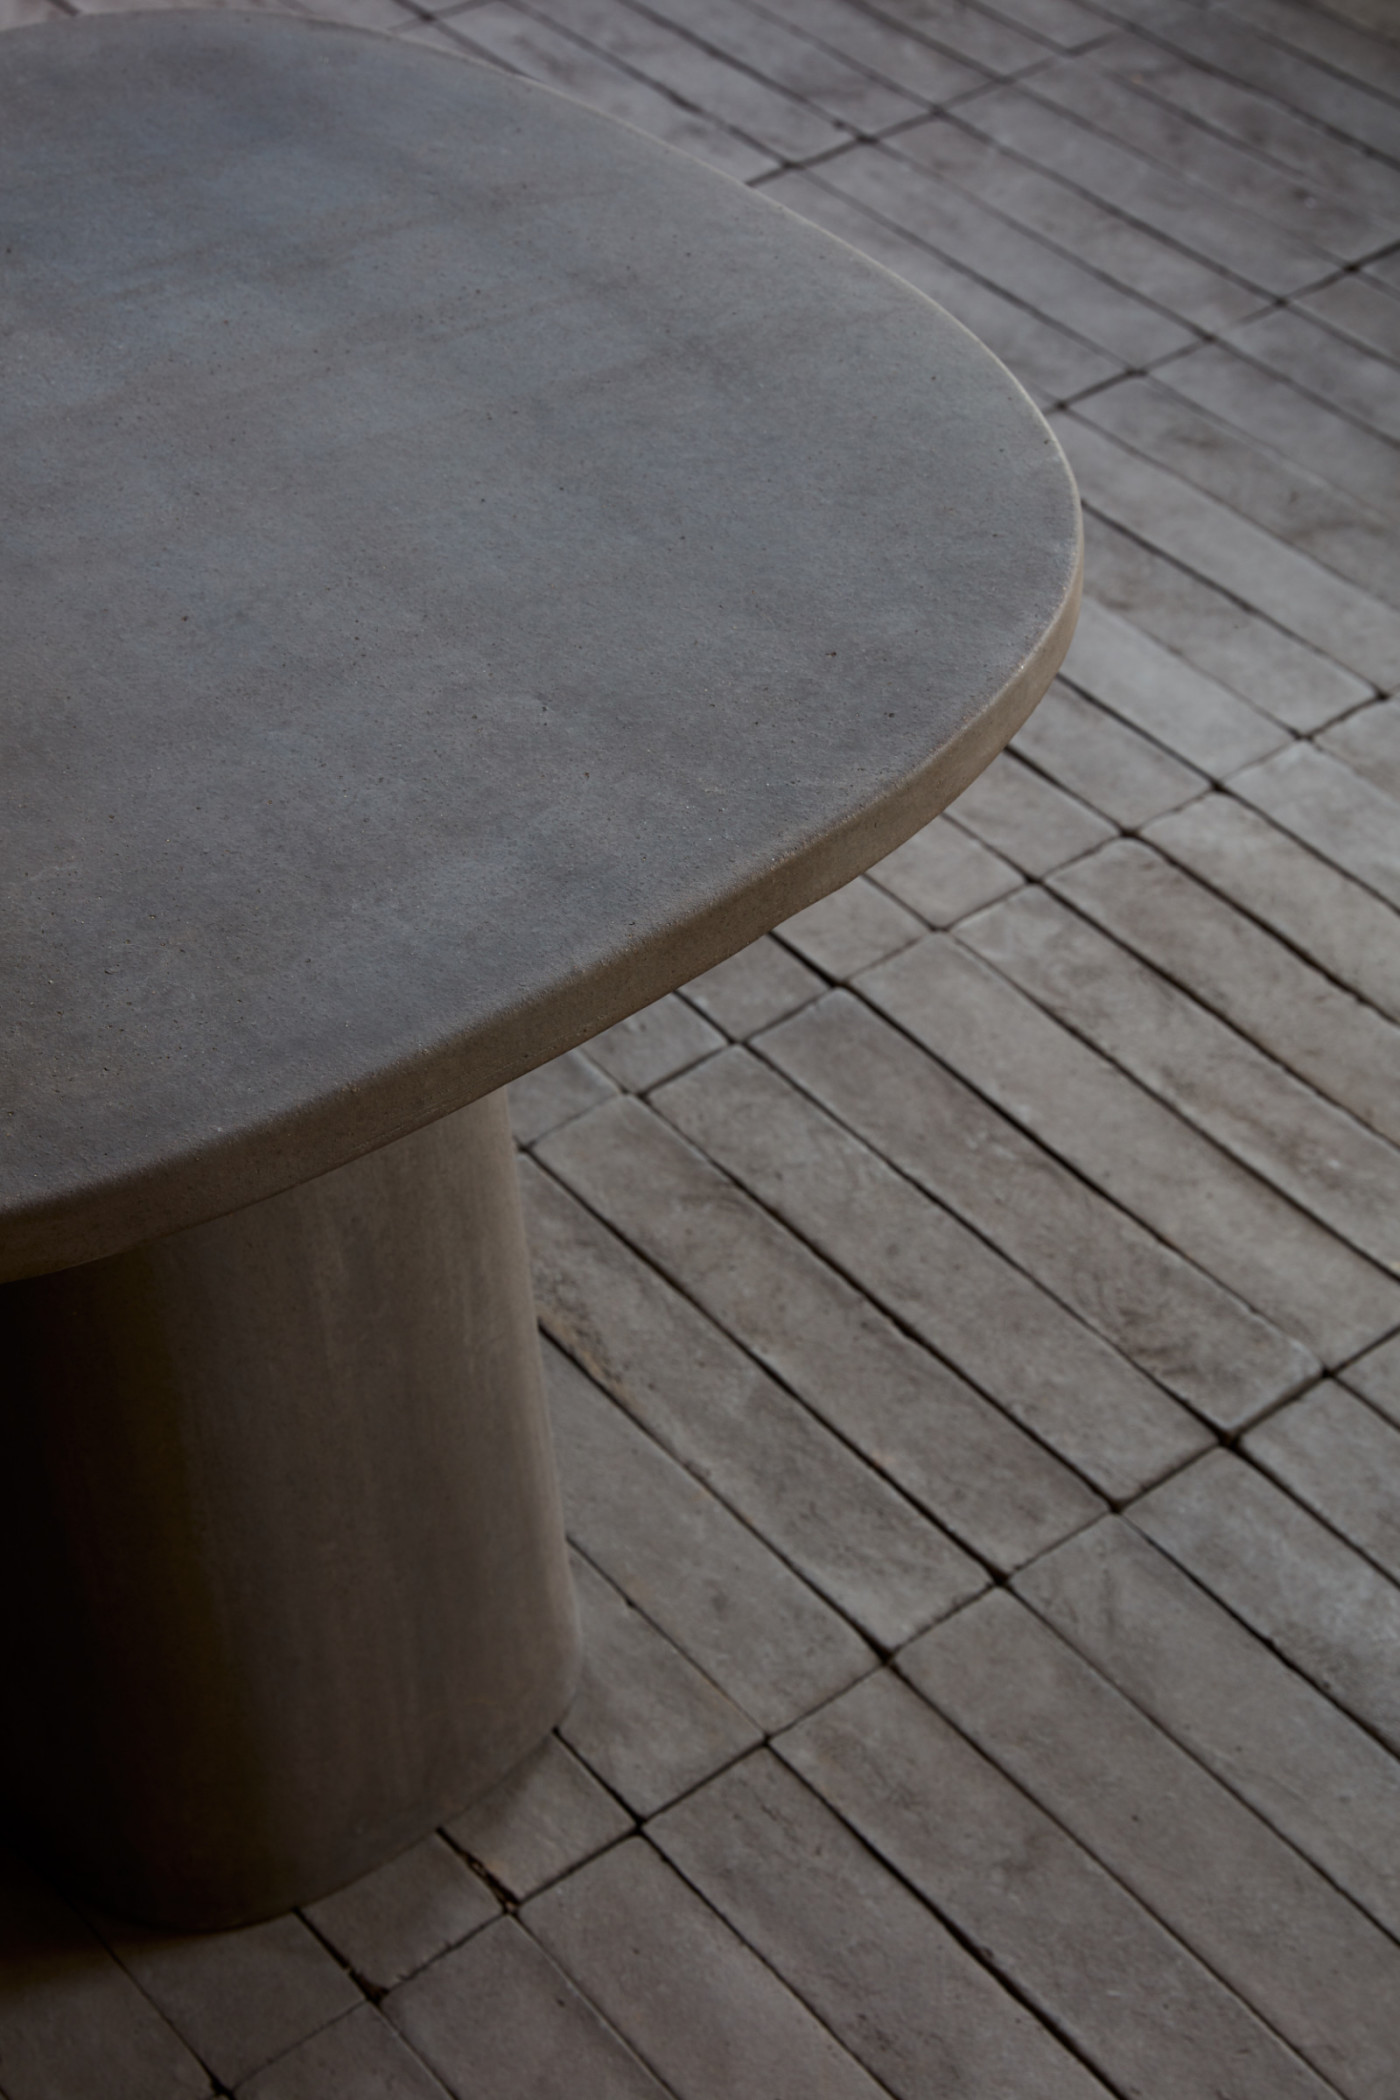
3,0,1400,2091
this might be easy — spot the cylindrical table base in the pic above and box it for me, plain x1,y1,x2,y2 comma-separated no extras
0,1093,578,1928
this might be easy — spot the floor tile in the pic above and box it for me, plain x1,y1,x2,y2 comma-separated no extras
1232,741,1400,910
0,1853,209,2100
1226,304,1400,442
762,986,1315,1426
1144,793,1400,1022
948,750,1115,875
814,139,1200,361
1340,1329,1400,1425
1024,50,1389,255
775,874,924,978
1082,507,1368,734
680,934,823,1039
1059,594,1288,777
1317,695,1400,799
962,883,1400,1268
904,1588,1400,2100
1245,1381,1400,1583
101,1910,360,2089
445,1735,632,1902
651,1751,1109,2100
534,1091,1107,1568
302,1838,497,1994
387,1917,669,2099
653,1050,1210,1498
525,1839,887,2100
1050,836,1400,1143
1016,1515,1400,1939
523,1157,986,1647
426,2,777,177
238,2005,450,2100
1134,1449,1400,1753
1077,373,1400,610
508,1048,616,1146
779,1669,1334,2100
1010,676,1208,826
892,109,1262,330
583,994,724,1093
545,1340,877,1728
960,79,1334,293
1159,338,1400,528
866,812,1022,925
859,932,1400,1360
559,1552,761,1817
1061,413,1400,688
524,0,851,159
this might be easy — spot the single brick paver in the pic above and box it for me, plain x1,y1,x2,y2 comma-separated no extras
8,0,1400,2090
1145,792,1400,1021
1075,376,1400,610
239,2005,453,2100
1158,343,1400,532
1009,676,1208,824
99,1909,361,2091
1059,594,1288,777
1081,505,1368,733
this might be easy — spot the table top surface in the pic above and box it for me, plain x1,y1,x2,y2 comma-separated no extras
1,12,1080,1280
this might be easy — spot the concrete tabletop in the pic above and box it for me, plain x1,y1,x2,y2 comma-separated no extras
0,12,1080,1281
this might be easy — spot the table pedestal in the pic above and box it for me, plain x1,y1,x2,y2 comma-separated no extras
0,1094,578,1928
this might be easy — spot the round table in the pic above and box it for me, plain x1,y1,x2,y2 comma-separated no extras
0,13,1080,1926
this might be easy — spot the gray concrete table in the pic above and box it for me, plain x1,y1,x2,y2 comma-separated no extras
0,13,1080,1927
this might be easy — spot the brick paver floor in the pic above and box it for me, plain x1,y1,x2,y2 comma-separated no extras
3,0,1399,2090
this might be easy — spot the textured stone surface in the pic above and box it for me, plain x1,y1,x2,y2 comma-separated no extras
653,1050,1210,1498
544,1340,876,1729
7,2,1400,2091
780,1672,1335,2100
761,988,1316,1426
0,11,1078,1278
523,1157,986,1647
386,1918,670,2099
99,1910,360,2088
302,1838,498,1994
1016,1518,1400,1939
525,1840,888,2100
239,2006,452,2100
559,1553,761,1817
444,1734,631,1903
860,931,1400,1361
680,935,824,1040
652,1751,1109,2100
905,1590,1400,2099
1135,1452,1400,1754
